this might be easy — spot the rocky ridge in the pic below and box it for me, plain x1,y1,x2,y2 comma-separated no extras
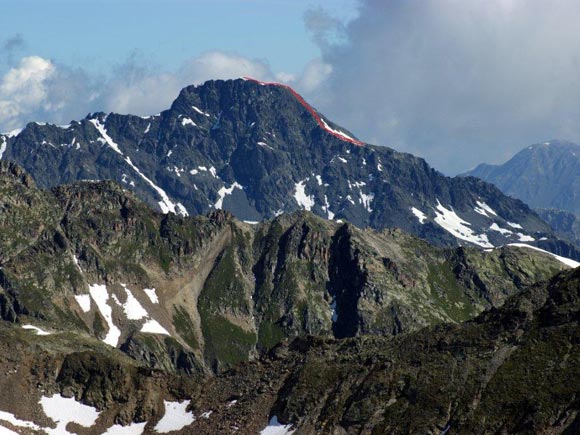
1,79,576,258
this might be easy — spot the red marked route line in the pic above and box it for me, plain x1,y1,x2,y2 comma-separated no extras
243,77,365,146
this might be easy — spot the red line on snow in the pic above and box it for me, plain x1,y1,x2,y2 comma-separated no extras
243,77,365,146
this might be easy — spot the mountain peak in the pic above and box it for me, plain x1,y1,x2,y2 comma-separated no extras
1,79,578,258
464,139,580,215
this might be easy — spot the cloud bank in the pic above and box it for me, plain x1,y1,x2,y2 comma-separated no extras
310,0,580,173
0,45,331,134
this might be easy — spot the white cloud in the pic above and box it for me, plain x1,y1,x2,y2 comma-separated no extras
0,56,56,130
100,51,280,117
0,49,332,133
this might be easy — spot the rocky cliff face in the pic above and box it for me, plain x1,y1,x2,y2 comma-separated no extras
0,161,569,379
1,242,579,434
1,79,575,258
186,266,580,434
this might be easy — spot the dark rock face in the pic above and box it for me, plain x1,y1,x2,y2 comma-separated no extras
1,79,573,255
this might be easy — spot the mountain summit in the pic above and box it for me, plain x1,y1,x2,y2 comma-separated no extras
464,140,580,215
0,79,576,256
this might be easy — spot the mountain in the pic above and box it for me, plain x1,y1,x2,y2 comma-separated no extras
0,78,576,258
189,265,580,434
0,160,569,371
0,161,575,433
1,195,580,433
465,139,580,215
536,207,580,247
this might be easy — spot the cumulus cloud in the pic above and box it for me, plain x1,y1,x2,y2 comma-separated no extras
0,56,56,131
309,0,580,174
0,50,296,132
100,51,278,116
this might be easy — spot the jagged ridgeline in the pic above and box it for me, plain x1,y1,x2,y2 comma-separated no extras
1,78,579,258
0,161,571,376
0,162,579,432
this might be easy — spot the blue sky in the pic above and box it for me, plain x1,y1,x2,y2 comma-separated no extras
1,0,357,75
3,0,580,174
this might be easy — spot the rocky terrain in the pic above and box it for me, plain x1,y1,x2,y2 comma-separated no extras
187,265,580,434
0,237,579,433
0,161,577,433
1,80,579,434
1,79,576,258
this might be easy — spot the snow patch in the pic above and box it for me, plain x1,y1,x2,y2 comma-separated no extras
192,105,211,117
322,195,334,220
90,118,122,154
121,285,148,320
154,400,195,433
489,223,512,235
507,221,523,229
103,422,147,435
411,207,427,224
72,255,83,273
40,394,100,434
181,117,196,127
22,325,51,335
359,191,374,212
143,288,159,304
89,284,121,347
320,117,357,143
474,201,497,217
517,233,535,242
215,182,243,209
294,179,315,211
3,129,22,138
141,319,170,335
260,416,295,435
124,156,188,217
0,137,6,160
75,294,91,313
0,410,41,431
433,200,493,248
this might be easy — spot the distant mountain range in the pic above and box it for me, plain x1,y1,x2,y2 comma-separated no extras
1,78,577,258
464,140,580,213
464,140,580,244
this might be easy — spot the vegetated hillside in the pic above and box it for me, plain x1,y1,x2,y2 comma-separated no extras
1,239,579,433
188,266,580,434
1,79,575,258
